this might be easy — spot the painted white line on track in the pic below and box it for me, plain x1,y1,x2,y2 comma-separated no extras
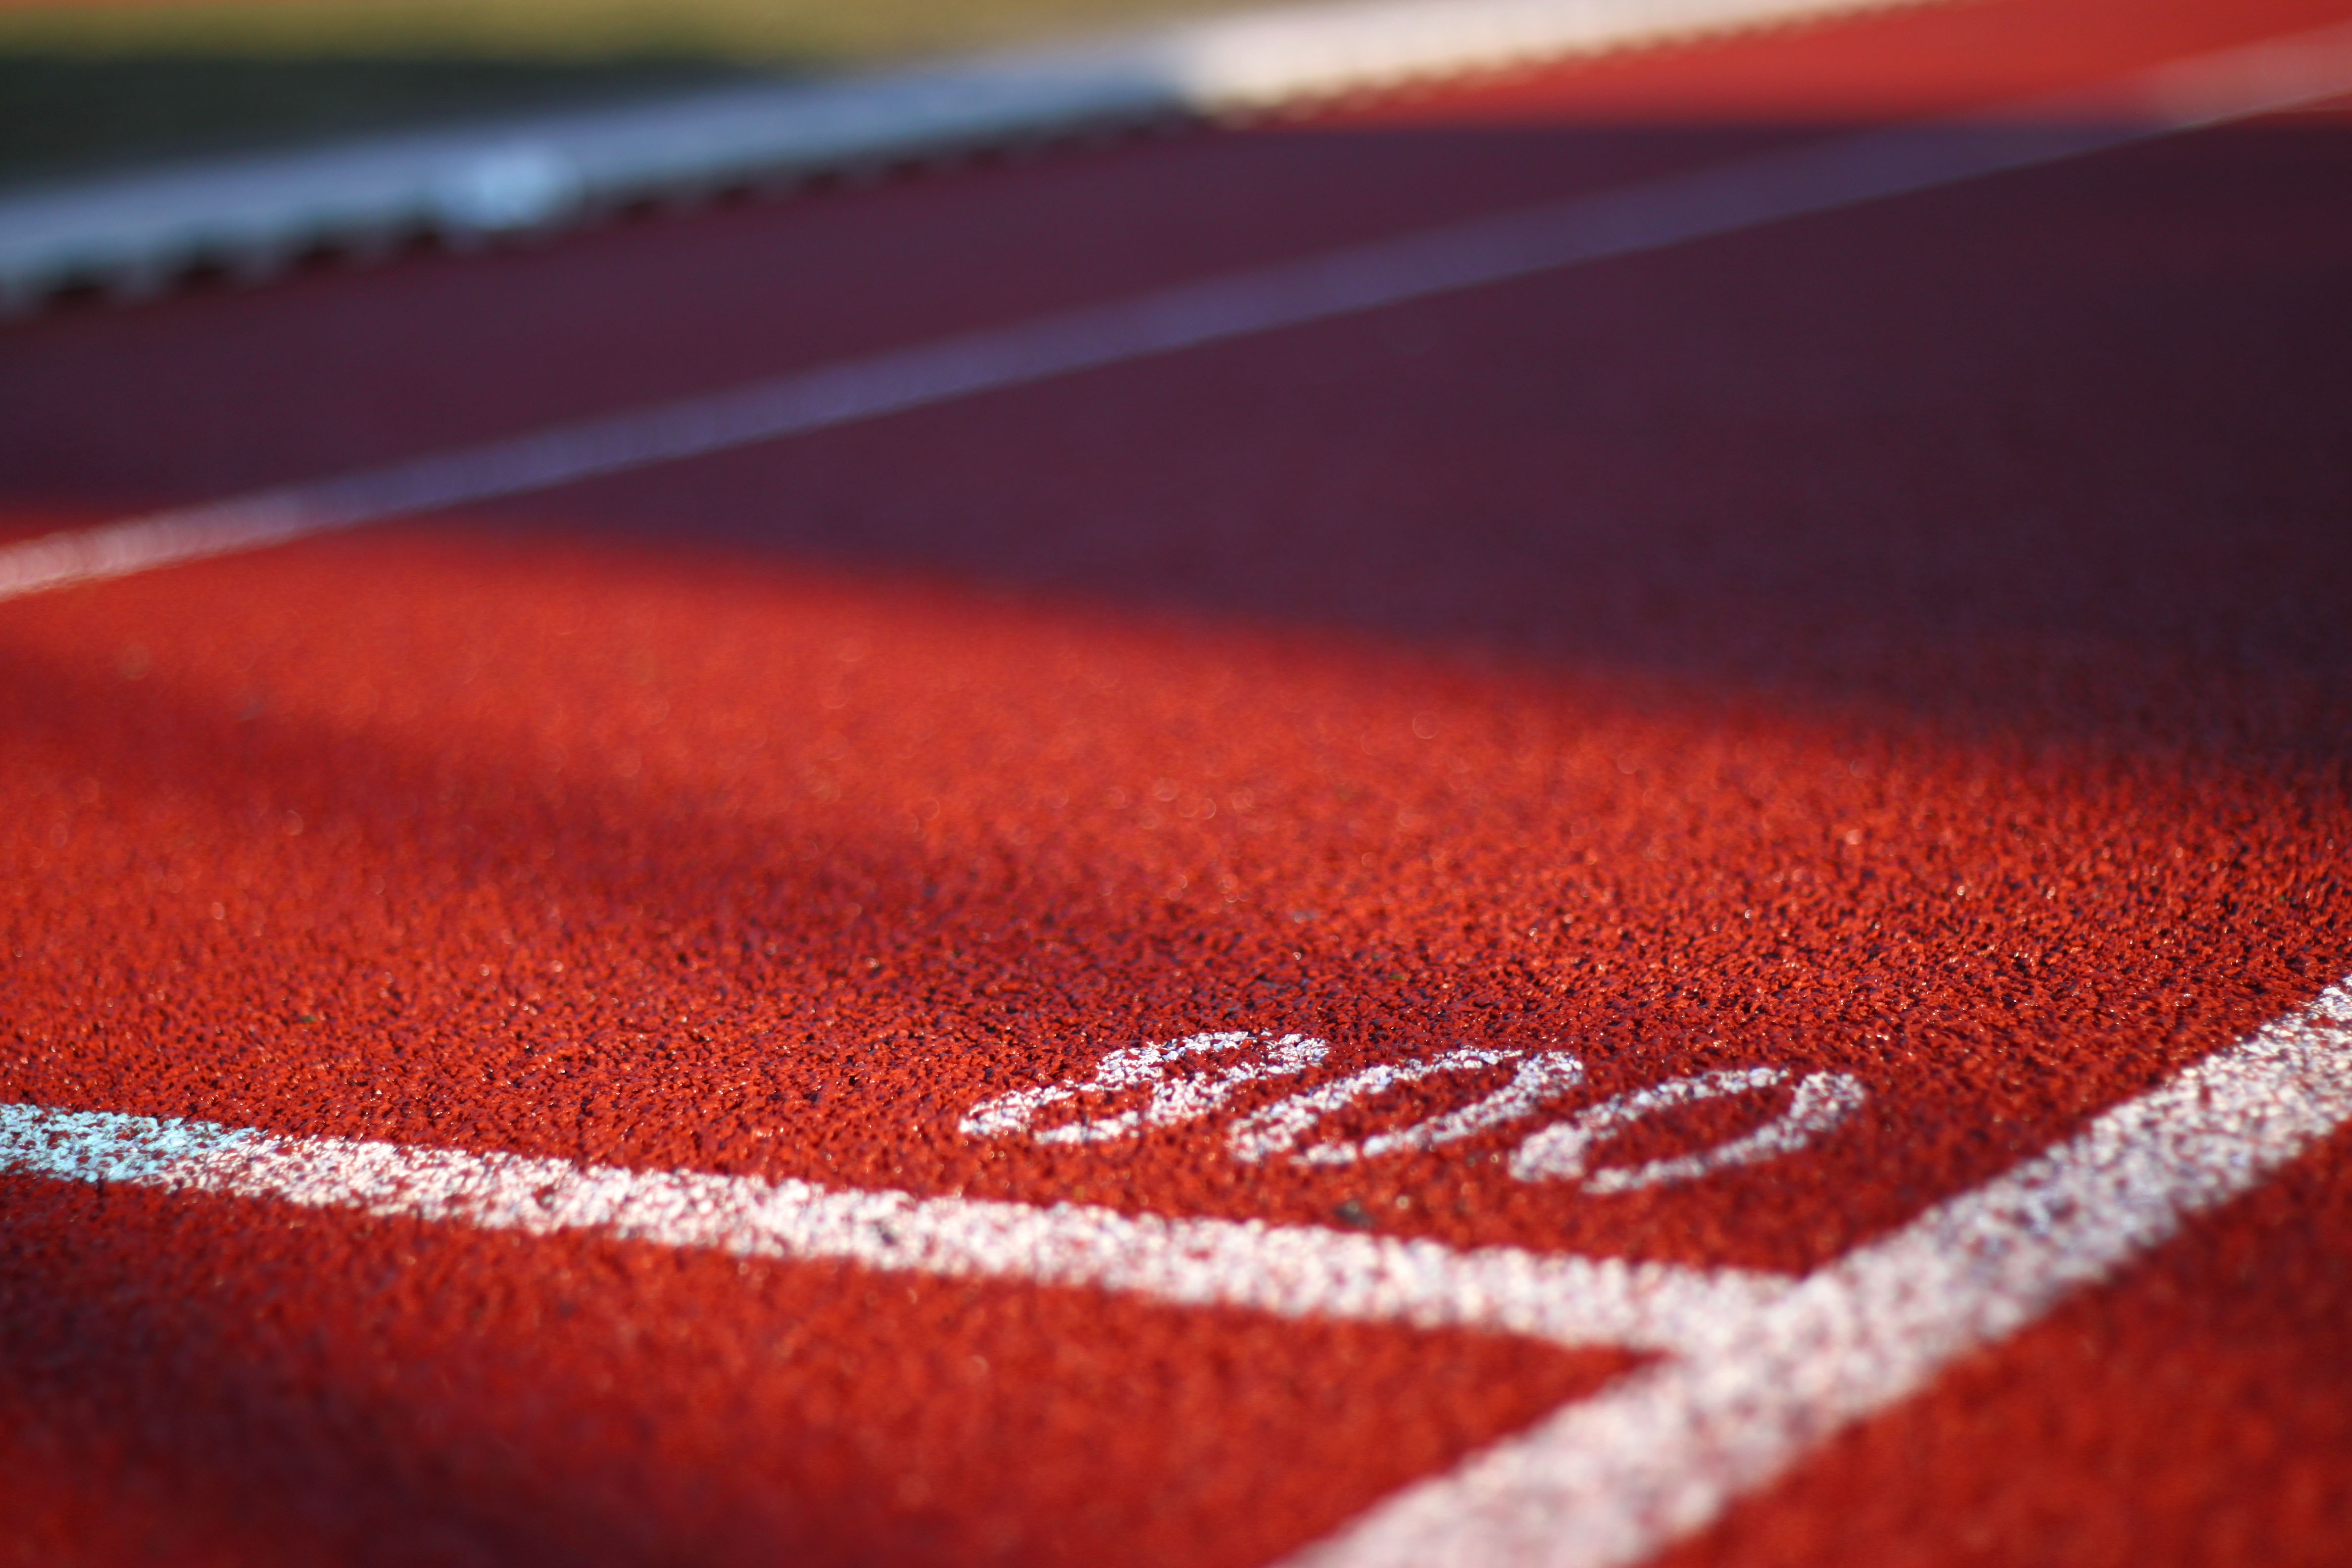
1510,1067,1866,1192
1283,978,2352,1568
0,1100,1785,1355
4,21,2350,607
3,977,2350,1563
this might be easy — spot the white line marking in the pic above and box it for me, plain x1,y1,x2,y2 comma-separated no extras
0,1099,1784,1355
1230,1048,1587,1166
959,1029,1331,1143
1283,979,2352,1567
3,978,2349,1562
5,22,2350,606
1510,1068,1867,1192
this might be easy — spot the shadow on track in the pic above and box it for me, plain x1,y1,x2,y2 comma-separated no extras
3,111,2352,1568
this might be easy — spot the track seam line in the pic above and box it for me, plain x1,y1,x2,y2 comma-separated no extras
3,20,2349,608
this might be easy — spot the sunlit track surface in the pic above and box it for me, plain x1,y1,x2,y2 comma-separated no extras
6,980,2351,1565
5,0,2352,1564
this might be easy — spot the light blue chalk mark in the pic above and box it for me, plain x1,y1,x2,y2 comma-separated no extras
0,1102,256,1185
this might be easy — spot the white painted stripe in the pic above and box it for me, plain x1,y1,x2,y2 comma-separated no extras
0,0,1924,307
5,978,2350,1562
1284,979,2352,1568
4,21,2349,607
0,1100,1787,1355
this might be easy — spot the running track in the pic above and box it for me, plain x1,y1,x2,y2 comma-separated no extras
4,0,2352,1562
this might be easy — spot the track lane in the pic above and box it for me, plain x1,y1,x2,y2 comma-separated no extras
5,0,2348,517
17,17,2352,605
5,0,2352,1564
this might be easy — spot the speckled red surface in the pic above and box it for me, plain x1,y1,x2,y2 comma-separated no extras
3,0,2352,1562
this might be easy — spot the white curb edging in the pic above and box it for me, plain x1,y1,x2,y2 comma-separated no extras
0,0,1926,311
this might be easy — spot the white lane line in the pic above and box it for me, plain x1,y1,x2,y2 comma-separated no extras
1284,978,2352,1568
0,1101,1787,1355
4,975,2349,1562
5,21,2350,607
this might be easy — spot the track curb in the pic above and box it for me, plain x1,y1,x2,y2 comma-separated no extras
0,0,1925,313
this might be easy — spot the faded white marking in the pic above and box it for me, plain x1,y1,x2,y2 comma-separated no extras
958,1029,1328,1143
1510,1068,1868,1192
1232,1049,1587,1166
0,1098,1779,1355
5,23,2350,604
1284,980,2352,1568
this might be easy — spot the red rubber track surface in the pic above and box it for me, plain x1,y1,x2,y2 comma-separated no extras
3,0,2352,1562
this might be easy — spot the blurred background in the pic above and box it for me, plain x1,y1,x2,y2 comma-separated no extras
0,0,1264,188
